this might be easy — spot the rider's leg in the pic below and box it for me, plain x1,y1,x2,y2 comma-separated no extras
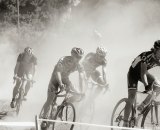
12,80,21,99
66,78,77,92
10,80,21,108
123,72,138,127
24,81,32,98
41,87,57,119
90,70,104,100
64,79,78,103
123,89,137,127
24,73,33,97
40,86,57,129
138,73,156,110
91,70,106,85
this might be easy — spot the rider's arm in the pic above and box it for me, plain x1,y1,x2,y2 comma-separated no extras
14,54,22,76
140,62,148,87
56,71,63,86
102,64,107,85
32,56,37,77
55,62,64,86
101,56,108,85
79,71,85,93
32,65,36,78
78,64,86,93
14,62,20,76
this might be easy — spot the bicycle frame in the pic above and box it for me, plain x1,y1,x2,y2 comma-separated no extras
111,80,160,129
14,76,34,115
134,81,160,127
45,88,82,127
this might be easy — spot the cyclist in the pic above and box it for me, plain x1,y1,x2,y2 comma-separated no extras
10,47,37,108
40,47,85,129
82,46,108,90
123,40,160,127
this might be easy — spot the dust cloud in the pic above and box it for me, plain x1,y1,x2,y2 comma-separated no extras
1,0,160,129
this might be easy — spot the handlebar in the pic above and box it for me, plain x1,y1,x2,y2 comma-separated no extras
137,80,160,94
55,86,84,98
87,81,109,89
13,76,35,83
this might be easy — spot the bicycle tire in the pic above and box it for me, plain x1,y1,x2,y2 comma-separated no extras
16,98,22,115
111,98,128,130
15,93,22,115
52,102,76,130
39,103,57,130
141,104,158,129
15,85,24,115
39,105,45,118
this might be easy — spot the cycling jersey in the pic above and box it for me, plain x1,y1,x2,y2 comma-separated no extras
17,53,37,77
49,56,84,90
82,52,107,76
129,51,160,80
128,51,160,90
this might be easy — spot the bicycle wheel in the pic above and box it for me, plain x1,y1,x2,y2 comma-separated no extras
39,105,45,119
52,102,76,130
15,98,22,115
141,103,159,129
111,98,128,130
15,87,24,115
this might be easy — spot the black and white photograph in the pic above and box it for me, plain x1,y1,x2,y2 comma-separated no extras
0,0,160,130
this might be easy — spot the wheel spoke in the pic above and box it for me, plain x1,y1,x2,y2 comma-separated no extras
111,98,128,130
141,105,159,129
53,103,75,130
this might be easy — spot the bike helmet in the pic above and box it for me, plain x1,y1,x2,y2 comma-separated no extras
71,47,84,59
24,47,33,55
96,46,107,57
154,40,160,50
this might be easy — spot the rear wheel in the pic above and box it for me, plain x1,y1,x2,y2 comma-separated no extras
52,102,76,130
111,98,128,130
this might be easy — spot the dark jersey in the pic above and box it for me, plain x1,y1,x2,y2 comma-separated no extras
50,56,83,87
130,51,160,80
17,53,37,76
82,53,107,74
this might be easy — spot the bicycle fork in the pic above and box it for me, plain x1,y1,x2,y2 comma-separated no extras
151,101,159,126
155,105,159,125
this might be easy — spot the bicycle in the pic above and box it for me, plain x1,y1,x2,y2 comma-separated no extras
0,111,7,119
111,81,160,130
13,76,35,115
77,80,109,130
39,87,84,130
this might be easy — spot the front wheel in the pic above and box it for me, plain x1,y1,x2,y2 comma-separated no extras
15,93,23,115
52,102,76,130
141,103,159,129
111,98,128,130
15,101,21,115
